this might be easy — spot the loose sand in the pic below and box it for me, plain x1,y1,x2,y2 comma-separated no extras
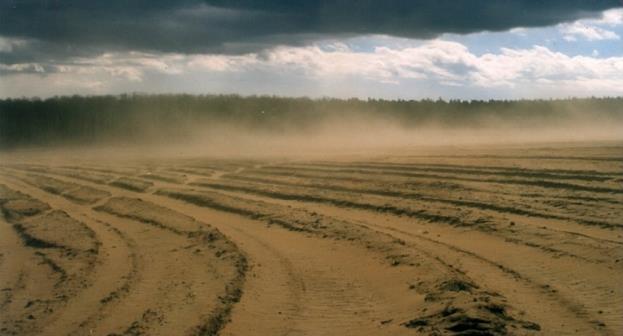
1,143,621,335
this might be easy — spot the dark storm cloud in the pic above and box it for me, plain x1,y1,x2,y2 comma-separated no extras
0,0,621,63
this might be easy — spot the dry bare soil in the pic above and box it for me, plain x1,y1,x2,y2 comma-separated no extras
1,144,622,335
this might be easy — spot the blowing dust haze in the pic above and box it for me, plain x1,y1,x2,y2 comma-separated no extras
1,95,622,159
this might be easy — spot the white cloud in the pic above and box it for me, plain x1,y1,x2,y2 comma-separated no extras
0,36,28,53
2,38,623,98
509,27,527,36
466,46,623,91
559,8,623,41
561,22,620,41
0,62,45,73
187,54,258,72
246,41,623,94
596,8,623,26
260,40,477,85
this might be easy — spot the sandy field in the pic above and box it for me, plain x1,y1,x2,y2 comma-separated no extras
0,143,622,335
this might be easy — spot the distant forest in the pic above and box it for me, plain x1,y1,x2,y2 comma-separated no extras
1,94,622,148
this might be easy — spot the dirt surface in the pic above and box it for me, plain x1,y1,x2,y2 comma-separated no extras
1,143,622,335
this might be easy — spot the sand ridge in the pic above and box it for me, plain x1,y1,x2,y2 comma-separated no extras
1,144,621,335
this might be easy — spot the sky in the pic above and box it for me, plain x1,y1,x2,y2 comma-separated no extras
1,1,622,100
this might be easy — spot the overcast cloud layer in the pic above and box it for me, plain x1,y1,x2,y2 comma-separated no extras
1,1,622,99
1,0,620,62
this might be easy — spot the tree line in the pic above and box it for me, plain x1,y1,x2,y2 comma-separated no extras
0,94,621,148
